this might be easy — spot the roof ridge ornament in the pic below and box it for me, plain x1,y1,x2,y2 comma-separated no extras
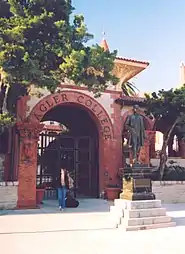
100,31,109,51
102,31,106,40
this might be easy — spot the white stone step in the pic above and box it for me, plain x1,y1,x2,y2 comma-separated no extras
121,215,172,226
125,200,162,210
110,206,123,215
124,207,167,218
119,221,176,231
109,206,123,225
114,199,126,208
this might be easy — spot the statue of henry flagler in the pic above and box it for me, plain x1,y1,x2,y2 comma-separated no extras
125,104,145,165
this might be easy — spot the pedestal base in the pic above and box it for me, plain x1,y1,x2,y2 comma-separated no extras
120,192,155,201
110,199,176,231
120,167,155,201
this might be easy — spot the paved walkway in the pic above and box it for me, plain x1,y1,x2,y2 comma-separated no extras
0,199,185,254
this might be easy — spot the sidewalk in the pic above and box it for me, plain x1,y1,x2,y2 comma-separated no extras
0,199,117,234
0,199,185,254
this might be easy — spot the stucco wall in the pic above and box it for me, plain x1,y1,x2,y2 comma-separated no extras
152,181,185,204
0,182,18,209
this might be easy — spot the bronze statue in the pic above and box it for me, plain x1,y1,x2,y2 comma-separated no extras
125,105,145,165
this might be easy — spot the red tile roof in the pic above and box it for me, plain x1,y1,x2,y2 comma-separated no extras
116,57,149,66
115,96,145,104
122,96,145,102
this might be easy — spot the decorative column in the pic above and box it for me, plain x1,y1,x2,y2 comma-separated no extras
168,136,174,157
150,131,156,158
17,122,43,209
139,130,156,166
178,138,185,158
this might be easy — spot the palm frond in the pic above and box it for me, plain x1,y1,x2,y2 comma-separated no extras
121,81,139,96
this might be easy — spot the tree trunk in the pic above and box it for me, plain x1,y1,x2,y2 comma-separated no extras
159,118,179,180
0,82,7,114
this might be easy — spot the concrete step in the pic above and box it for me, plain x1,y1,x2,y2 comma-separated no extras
109,206,123,225
114,199,125,208
119,221,176,231
110,206,124,215
121,215,172,226
124,207,167,218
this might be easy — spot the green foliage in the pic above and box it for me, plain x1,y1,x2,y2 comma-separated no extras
0,112,15,127
0,0,118,107
151,165,185,181
145,87,185,179
145,87,185,126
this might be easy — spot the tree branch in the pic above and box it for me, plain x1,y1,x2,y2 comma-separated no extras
159,117,179,180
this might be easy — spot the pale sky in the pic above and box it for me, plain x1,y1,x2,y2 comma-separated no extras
73,0,185,92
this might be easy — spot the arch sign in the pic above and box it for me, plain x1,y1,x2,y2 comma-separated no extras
28,91,114,140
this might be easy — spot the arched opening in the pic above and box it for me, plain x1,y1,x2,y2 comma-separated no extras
155,131,179,158
37,104,99,198
16,90,115,208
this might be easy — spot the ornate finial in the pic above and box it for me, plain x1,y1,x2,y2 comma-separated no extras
102,31,106,40
100,30,109,51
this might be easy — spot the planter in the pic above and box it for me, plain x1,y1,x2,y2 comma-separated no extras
106,187,121,200
36,189,45,204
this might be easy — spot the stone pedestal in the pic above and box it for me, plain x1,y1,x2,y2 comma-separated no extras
110,199,176,231
112,160,176,231
120,166,155,201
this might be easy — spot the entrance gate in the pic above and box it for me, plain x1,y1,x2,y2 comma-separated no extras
37,130,98,199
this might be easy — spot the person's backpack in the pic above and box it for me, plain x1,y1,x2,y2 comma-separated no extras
66,192,79,208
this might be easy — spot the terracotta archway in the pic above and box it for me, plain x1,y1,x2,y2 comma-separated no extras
16,90,116,208
29,90,114,139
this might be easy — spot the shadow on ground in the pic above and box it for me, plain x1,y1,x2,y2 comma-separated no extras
164,204,185,212
0,199,113,216
173,217,185,226
164,204,185,226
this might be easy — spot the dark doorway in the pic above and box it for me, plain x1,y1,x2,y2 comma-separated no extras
37,104,99,198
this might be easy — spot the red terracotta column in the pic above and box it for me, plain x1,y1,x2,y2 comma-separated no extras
3,128,11,181
178,139,185,158
103,139,122,183
17,122,43,209
139,131,156,166
150,131,156,158
168,137,174,157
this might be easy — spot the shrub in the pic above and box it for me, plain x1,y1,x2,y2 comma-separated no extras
151,165,185,181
